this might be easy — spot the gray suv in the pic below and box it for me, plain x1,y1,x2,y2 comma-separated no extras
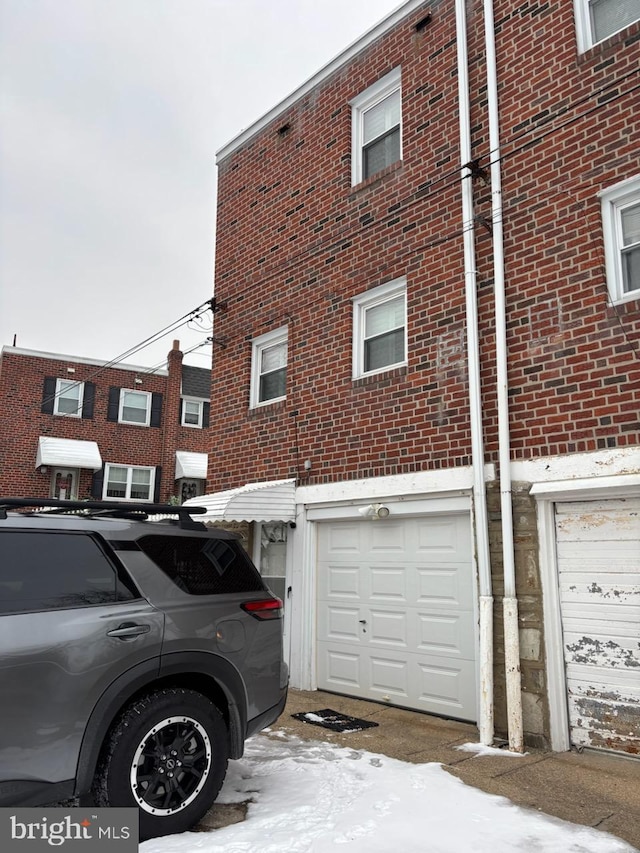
0,498,288,840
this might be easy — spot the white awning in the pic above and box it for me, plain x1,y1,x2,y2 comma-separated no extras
183,478,296,522
36,436,102,471
175,451,208,480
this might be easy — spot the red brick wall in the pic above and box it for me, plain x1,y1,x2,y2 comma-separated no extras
470,1,640,459
212,1,476,489
210,0,639,491
0,348,210,501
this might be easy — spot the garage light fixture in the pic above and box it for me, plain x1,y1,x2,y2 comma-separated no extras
358,503,391,519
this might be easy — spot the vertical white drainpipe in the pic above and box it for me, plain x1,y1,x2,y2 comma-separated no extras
455,0,494,747
483,0,524,752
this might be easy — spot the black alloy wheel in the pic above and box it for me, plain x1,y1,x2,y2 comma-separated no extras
92,688,229,840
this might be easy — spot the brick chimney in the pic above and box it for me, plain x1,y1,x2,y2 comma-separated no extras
161,340,184,501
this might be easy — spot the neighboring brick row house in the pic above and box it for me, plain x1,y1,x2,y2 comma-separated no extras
197,0,640,755
0,341,211,505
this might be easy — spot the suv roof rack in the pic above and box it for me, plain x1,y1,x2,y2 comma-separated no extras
0,498,208,530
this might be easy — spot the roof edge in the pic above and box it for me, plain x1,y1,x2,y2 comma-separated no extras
1,346,169,376
215,0,427,164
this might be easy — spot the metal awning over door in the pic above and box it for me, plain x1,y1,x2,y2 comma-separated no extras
175,451,208,480
183,479,296,522
36,436,102,471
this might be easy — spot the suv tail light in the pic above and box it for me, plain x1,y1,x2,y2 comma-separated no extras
241,597,283,620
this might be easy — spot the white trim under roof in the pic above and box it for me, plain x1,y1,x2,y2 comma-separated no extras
2,346,168,376
175,451,208,480
216,0,427,163
36,436,102,471
183,479,296,522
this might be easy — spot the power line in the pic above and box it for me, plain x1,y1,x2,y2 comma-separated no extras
210,70,639,308
211,152,640,355
40,300,213,414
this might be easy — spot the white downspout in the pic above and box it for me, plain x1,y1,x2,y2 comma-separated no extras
455,0,494,747
483,0,524,752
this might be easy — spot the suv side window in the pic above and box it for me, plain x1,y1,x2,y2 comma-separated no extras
0,531,139,614
138,535,264,595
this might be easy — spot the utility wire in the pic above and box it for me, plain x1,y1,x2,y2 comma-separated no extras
38,67,640,412
211,72,639,307
136,336,213,378
212,156,640,357
41,300,213,414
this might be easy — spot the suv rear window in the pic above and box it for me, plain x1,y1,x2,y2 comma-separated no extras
138,535,264,595
0,530,139,614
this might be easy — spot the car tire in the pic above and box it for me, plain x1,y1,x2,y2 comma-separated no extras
92,687,229,841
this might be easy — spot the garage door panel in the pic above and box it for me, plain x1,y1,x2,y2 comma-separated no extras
319,606,362,642
322,524,362,553
370,566,407,602
415,518,471,561
556,497,640,755
563,605,640,643
369,522,407,552
557,542,640,566
318,648,361,689
415,566,474,610
563,633,640,669
567,687,640,754
414,611,475,657
558,575,640,604
415,657,476,714
556,502,639,540
320,564,362,598
368,609,408,646
369,656,409,698
565,665,640,695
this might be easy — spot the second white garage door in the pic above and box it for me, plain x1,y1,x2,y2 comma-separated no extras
316,514,477,721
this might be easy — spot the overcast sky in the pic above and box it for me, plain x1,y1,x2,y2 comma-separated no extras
0,0,405,369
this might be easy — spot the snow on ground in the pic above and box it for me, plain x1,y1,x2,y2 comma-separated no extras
455,741,528,758
141,731,634,853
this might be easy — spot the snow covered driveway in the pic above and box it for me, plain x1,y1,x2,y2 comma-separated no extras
141,731,634,853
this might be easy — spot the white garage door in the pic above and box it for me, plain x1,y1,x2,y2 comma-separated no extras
556,498,640,755
317,514,477,721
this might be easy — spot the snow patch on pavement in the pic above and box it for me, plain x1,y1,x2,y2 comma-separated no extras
141,731,634,853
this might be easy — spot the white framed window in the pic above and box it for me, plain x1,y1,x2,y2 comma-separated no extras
54,379,84,417
250,326,288,408
181,398,204,428
104,463,155,501
600,175,640,304
574,0,640,52
350,67,402,186
353,277,407,379
119,389,151,425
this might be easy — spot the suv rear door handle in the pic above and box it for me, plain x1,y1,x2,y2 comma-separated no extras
107,623,151,639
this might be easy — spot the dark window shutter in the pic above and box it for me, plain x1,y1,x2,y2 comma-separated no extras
178,399,184,425
203,402,210,428
153,467,162,502
150,393,163,428
91,466,105,499
82,382,96,420
107,387,120,422
41,377,56,414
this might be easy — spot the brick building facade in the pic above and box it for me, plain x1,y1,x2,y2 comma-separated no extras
0,341,211,505
200,0,640,754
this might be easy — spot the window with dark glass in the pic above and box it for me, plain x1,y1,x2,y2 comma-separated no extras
138,535,264,595
0,531,138,614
